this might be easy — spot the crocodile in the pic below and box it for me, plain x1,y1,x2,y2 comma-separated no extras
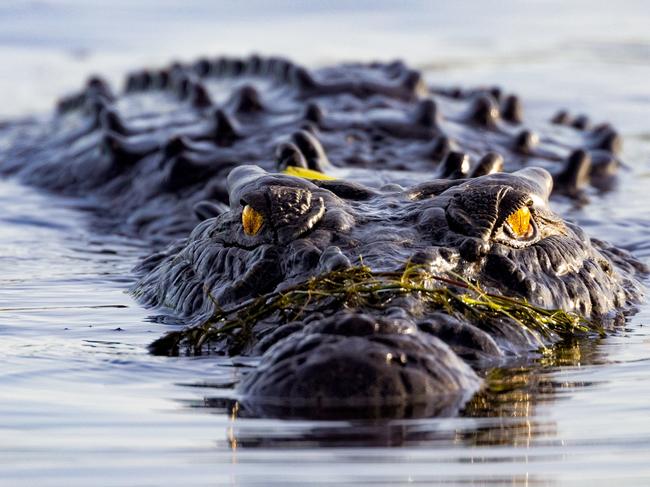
0,56,622,243
0,55,642,418
136,164,644,418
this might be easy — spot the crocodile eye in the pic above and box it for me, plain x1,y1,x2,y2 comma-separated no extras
506,206,532,238
242,205,264,236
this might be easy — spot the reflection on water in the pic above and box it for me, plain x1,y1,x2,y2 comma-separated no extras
1,1,650,486
190,336,604,449
185,328,650,486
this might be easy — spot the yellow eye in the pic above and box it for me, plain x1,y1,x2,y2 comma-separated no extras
506,206,532,237
242,205,264,236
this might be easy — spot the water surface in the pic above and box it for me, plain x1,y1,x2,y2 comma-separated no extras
1,2,649,485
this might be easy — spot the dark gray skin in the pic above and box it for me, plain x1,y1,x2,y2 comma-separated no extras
0,56,621,245
136,164,645,416
0,55,640,418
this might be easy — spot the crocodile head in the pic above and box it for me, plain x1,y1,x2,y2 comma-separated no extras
135,165,644,417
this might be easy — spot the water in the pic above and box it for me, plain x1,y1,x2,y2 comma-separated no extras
1,1,650,485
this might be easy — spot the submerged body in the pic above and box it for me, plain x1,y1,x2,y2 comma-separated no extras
0,55,643,417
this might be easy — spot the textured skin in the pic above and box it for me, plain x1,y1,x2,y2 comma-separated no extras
135,165,644,416
0,56,621,243
0,55,642,418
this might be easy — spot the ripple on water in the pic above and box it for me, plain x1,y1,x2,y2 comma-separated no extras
2,6,650,483
2,161,650,487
